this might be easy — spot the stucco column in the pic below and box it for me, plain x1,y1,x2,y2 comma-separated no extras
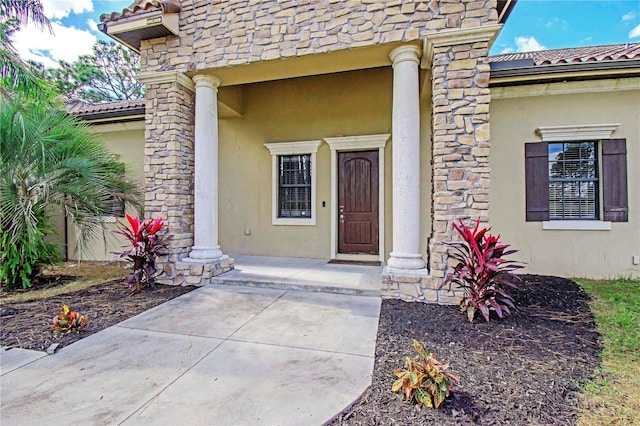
387,45,425,271
188,74,223,260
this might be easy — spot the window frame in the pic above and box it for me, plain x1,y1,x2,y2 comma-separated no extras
277,154,312,220
265,140,322,226
547,140,599,221
525,123,625,230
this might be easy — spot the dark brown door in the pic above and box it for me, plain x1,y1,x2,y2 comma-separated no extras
338,151,379,255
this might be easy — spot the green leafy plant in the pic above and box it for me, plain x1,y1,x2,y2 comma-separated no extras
0,97,141,289
392,339,459,409
52,305,88,335
114,215,167,294
1,221,59,290
443,218,523,322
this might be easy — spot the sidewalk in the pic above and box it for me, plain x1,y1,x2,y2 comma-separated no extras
1,284,381,425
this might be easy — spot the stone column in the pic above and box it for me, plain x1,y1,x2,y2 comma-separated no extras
140,73,195,285
188,74,223,261
387,45,426,271
427,32,495,288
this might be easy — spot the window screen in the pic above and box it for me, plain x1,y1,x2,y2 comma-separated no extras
278,154,312,218
106,196,125,217
548,142,598,219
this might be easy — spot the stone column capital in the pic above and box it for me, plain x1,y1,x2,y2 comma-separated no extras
389,45,421,67
423,24,503,66
192,74,221,90
136,70,195,92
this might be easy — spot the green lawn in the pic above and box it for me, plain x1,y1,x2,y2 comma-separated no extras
576,277,640,426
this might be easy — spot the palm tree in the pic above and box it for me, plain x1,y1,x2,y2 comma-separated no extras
0,0,52,97
0,97,142,288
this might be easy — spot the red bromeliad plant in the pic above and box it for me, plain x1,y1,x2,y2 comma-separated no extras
443,218,524,323
114,215,167,294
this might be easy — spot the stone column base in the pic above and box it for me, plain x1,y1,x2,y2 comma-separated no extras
166,256,235,286
381,266,463,305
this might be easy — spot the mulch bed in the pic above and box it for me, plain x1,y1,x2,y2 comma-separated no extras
1,279,195,352
331,275,601,426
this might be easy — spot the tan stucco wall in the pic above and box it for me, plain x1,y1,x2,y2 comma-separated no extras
218,67,435,260
66,125,145,261
219,68,392,258
490,83,640,278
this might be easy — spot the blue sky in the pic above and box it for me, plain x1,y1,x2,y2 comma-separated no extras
12,0,640,67
493,0,640,54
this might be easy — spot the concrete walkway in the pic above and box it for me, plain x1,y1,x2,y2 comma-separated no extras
1,284,381,425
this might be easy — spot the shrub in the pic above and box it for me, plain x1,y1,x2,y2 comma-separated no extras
114,215,167,294
0,220,59,289
443,218,523,322
0,97,141,289
392,339,459,409
52,305,88,335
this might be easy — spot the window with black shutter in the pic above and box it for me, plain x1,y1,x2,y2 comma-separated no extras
525,139,628,223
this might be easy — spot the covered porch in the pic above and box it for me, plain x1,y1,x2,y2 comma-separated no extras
102,1,508,304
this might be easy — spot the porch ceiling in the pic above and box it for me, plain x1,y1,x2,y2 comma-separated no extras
185,41,416,87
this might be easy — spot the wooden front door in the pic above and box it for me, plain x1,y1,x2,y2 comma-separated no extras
338,151,379,255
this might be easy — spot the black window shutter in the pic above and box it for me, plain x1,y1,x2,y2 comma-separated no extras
602,139,628,222
525,142,549,221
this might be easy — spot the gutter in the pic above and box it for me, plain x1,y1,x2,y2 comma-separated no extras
490,60,640,86
75,108,146,123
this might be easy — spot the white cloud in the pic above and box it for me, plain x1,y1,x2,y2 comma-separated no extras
42,0,93,19
545,17,569,30
630,24,640,38
86,19,101,34
500,47,514,54
12,21,97,68
622,11,636,21
515,36,546,53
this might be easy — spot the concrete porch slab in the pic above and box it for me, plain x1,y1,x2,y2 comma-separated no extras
212,254,382,296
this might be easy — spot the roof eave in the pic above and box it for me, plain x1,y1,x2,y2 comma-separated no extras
75,108,146,123
497,0,517,24
490,60,640,86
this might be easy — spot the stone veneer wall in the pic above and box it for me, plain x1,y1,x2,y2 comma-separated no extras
140,0,498,72
382,39,492,305
430,40,491,278
144,78,236,287
138,1,500,291
144,81,195,284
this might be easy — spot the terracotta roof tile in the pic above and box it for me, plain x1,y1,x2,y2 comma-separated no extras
100,0,181,23
66,99,145,116
489,43,640,65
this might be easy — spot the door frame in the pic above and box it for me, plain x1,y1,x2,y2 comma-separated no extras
325,134,390,262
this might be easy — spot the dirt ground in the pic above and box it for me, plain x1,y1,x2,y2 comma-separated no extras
0,262,195,351
331,275,601,426
2,268,601,424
